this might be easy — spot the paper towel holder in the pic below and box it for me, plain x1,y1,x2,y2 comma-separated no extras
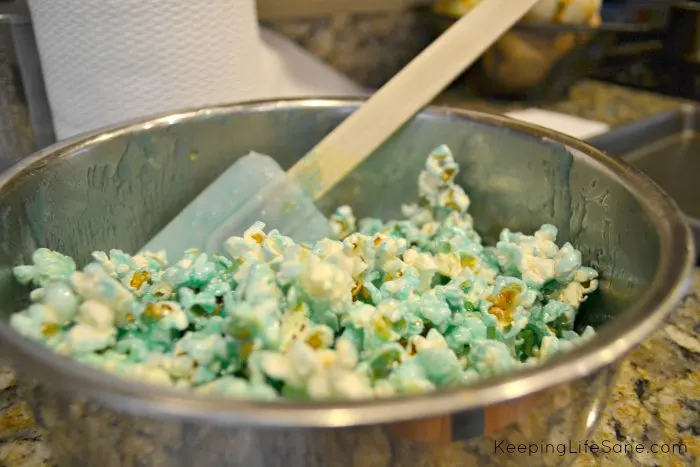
0,0,56,171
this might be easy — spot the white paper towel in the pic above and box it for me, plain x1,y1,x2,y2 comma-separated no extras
28,0,267,139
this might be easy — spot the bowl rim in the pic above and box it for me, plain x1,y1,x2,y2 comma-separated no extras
0,98,694,428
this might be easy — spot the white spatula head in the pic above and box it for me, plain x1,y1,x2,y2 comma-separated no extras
203,155,331,251
141,152,330,260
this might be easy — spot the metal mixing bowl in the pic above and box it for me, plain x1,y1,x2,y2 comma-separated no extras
0,99,694,467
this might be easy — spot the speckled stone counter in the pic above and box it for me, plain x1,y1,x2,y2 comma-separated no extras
572,271,700,467
0,80,697,466
437,80,684,127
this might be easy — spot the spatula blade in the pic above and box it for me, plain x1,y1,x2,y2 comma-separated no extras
141,152,330,260
205,158,332,252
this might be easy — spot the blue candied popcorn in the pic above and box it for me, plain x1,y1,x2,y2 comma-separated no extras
554,243,582,283
70,263,135,324
226,300,279,350
415,347,464,388
13,248,76,286
380,268,420,301
444,316,488,352
388,358,436,395
410,293,452,331
190,253,218,286
115,336,150,362
42,282,80,322
177,331,227,366
9,304,58,342
196,376,278,400
203,277,232,299
8,144,599,401
467,340,518,378
329,205,357,240
357,218,384,236
536,300,576,333
434,285,465,313
367,343,405,379
179,287,218,315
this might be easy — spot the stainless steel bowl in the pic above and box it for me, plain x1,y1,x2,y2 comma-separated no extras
0,99,694,467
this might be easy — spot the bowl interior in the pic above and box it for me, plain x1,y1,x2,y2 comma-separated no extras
0,101,667,337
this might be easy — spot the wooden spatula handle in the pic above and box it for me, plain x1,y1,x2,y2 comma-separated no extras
290,0,540,200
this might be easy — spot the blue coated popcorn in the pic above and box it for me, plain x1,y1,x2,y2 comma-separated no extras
13,248,76,287
9,145,600,400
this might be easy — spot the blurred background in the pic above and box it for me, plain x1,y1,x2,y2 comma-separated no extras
3,0,700,166
257,0,699,101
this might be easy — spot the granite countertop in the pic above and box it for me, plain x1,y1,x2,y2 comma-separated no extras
1,80,698,467
436,79,684,126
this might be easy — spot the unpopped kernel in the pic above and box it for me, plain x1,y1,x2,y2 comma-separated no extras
9,144,599,400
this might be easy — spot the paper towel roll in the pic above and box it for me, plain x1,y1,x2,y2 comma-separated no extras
28,0,266,139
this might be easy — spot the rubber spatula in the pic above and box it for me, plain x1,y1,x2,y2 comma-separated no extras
142,0,539,260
